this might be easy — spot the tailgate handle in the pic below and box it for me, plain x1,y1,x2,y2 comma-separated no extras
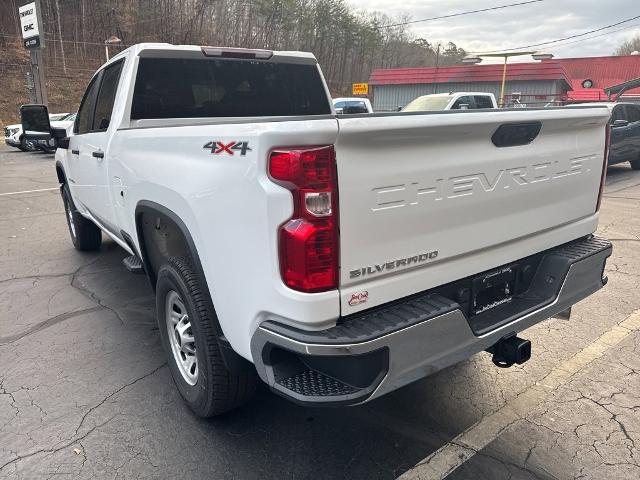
492,122,542,148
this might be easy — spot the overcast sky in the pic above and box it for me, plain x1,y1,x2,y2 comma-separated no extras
347,0,640,62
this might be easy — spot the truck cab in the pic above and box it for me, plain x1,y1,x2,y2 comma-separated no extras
402,92,498,112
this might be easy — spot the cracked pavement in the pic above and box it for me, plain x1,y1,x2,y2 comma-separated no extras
0,144,639,479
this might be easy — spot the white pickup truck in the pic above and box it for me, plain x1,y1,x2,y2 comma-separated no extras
22,43,612,417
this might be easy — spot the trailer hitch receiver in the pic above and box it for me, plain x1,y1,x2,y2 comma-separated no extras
486,333,531,368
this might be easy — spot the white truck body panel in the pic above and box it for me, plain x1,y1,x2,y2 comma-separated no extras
105,119,341,359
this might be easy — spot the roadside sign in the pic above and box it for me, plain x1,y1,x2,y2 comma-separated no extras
24,36,40,49
19,2,44,50
352,83,368,95
19,3,39,40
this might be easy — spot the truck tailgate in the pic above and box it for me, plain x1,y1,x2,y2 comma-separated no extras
335,107,610,313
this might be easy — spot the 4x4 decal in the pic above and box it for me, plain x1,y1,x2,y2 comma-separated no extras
203,141,252,156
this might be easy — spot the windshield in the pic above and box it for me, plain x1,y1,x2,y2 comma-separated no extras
402,96,453,112
49,113,68,121
60,113,77,121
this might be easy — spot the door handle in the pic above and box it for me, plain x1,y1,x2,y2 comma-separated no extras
92,151,104,159
71,149,79,155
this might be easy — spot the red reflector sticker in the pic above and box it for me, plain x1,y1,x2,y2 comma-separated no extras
348,291,369,307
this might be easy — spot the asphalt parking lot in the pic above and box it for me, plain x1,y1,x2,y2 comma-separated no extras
0,144,639,480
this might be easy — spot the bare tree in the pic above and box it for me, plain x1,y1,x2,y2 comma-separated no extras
615,35,640,56
54,0,67,73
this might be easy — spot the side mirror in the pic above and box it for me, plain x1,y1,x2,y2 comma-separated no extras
612,119,629,128
51,127,69,149
20,104,51,140
397,106,403,112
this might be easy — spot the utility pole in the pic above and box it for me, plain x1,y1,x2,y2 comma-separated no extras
19,0,48,106
30,47,48,106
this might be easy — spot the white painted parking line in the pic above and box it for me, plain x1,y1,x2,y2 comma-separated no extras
398,308,640,480
0,187,59,197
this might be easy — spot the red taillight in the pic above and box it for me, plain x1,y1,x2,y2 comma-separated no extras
596,123,611,212
269,146,338,293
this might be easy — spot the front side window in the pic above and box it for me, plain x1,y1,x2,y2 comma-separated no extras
131,58,331,119
75,76,101,134
626,105,640,123
94,61,124,131
611,106,626,122
451,96,473,109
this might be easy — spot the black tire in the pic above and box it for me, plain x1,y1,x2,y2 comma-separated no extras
631,158,640,170
61,184,102,251
19,137,35,152
156,257,257,417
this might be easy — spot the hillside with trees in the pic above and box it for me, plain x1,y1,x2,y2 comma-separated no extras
0,0,466,127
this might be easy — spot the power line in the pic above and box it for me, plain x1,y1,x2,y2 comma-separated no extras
550,22,640,51
472,13,640,54
376,0,544,29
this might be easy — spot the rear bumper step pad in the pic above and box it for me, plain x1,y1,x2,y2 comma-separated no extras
251,236,612,405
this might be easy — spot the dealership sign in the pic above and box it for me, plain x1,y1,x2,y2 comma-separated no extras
19,2,41,49
352,83,369,95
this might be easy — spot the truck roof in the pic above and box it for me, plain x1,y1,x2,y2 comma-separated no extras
111,43,318,65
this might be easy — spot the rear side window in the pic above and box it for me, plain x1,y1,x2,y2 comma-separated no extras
474,96,494,109
94,61,124,131
131,58,331,119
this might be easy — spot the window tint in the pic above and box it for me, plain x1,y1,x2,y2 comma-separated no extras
626,105,640,123
75,76,101,134
612,105,627,122
131,58,331,119
474,95,494,109
341,101,368,114
451,96,472,109
94,61,124,131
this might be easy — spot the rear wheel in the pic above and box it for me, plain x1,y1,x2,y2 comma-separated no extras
156,257,257,417
61,184,102,251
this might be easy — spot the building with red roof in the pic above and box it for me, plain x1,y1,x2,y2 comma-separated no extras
367,54,640,111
